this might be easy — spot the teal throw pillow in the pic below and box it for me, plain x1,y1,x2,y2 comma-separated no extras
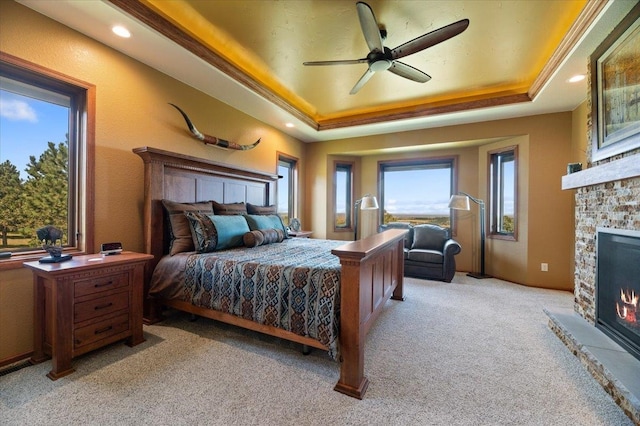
243,214,288,237
210,215,250,250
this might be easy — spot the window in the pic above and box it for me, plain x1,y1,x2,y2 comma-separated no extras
0,53,93,261
334,162,354,230
379,158,456,227
277,154,298,226
489,146,517,239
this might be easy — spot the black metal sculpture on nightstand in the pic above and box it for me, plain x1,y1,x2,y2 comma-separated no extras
37,225,72,263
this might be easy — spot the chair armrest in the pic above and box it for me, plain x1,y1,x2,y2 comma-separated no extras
442,239,462,282
443,239,462,256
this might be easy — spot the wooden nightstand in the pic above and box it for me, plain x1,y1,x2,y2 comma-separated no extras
24,251,153,380
288,230,312,238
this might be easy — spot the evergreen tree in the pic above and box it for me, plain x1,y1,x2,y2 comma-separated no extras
0,160,23,247
20,141,69,246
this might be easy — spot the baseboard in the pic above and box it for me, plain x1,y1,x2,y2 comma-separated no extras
0,351,33,371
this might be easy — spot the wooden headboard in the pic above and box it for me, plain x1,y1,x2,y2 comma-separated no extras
133,146,278,269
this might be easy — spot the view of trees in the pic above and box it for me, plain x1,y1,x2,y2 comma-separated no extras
502,215,515,233
0,141,68,251
384,211,451,228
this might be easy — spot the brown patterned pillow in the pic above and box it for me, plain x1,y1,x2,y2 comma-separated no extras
243,228,285,247
243,230,265,248
246,203,277,215
261,228,285,244
162,200,213,255
212,201,247,215
184,211,217,253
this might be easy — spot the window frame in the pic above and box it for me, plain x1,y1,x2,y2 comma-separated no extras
378,156,458,230
0,52,94,270
333,161,354,232
276,152,298,226
488,145,518,241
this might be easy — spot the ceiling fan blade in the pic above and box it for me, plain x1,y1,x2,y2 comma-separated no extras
356,2,384,53
303,58,367,66
391,19,469,59
350,68,375,95
389,61,431,83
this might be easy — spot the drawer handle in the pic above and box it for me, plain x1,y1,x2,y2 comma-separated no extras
95,325,113,335
95,280,114,288
94,302,113,310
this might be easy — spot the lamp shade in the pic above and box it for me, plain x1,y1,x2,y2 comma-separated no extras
360,195,379,210
448,194,470,211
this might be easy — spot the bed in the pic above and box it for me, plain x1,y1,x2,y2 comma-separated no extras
134,146,406,398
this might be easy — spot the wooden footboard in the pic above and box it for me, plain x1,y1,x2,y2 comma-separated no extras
331,229,406,399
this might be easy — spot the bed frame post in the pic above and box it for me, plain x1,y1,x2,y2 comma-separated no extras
332,229,407,398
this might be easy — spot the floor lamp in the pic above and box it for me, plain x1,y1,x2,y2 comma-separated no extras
354,194,379,240
448,192,491,279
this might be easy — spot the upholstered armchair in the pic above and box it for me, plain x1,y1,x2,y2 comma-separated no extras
379,222,461,283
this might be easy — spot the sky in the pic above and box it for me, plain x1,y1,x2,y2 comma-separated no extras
0,89,69,180
383,168,452,216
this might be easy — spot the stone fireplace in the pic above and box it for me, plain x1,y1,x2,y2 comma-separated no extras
555,158,640,425
572,169,640,325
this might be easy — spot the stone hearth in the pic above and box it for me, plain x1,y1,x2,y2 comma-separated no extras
546,308,640,425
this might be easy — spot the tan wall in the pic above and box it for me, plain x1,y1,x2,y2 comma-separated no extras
0,2,305,364
306,113,575,290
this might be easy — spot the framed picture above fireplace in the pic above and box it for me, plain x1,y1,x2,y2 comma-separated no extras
590,3,640,162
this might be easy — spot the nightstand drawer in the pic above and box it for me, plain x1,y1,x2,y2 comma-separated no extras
74,272,129,298
74,291,129,323
74,313,129,349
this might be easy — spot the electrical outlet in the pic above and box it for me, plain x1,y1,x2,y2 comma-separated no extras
541,263,548,272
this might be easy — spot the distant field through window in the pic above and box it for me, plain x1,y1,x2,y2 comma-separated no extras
379,158,455,228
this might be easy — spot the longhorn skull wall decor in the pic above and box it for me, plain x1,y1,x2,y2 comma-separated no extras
169,103,260,151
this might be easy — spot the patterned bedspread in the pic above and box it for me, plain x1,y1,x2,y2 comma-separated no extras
183,238,342,359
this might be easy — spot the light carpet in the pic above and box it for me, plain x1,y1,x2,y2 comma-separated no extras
1,273,634,425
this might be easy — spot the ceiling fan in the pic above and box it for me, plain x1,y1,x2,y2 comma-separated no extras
303,1,469,95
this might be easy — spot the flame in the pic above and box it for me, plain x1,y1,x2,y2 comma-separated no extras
616,302,628,319
620,289,639,306
616,288,638,322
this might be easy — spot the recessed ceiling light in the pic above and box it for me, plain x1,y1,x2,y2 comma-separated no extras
568,74,585,83
112,25,131,38
285,123,294,128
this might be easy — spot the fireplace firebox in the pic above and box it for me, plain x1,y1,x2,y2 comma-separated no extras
596,228,640,361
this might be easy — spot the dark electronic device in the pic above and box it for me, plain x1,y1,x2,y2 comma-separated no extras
100,242,123,255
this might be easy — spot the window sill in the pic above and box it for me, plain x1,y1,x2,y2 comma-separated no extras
488,234,517,242
0,250,87,272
